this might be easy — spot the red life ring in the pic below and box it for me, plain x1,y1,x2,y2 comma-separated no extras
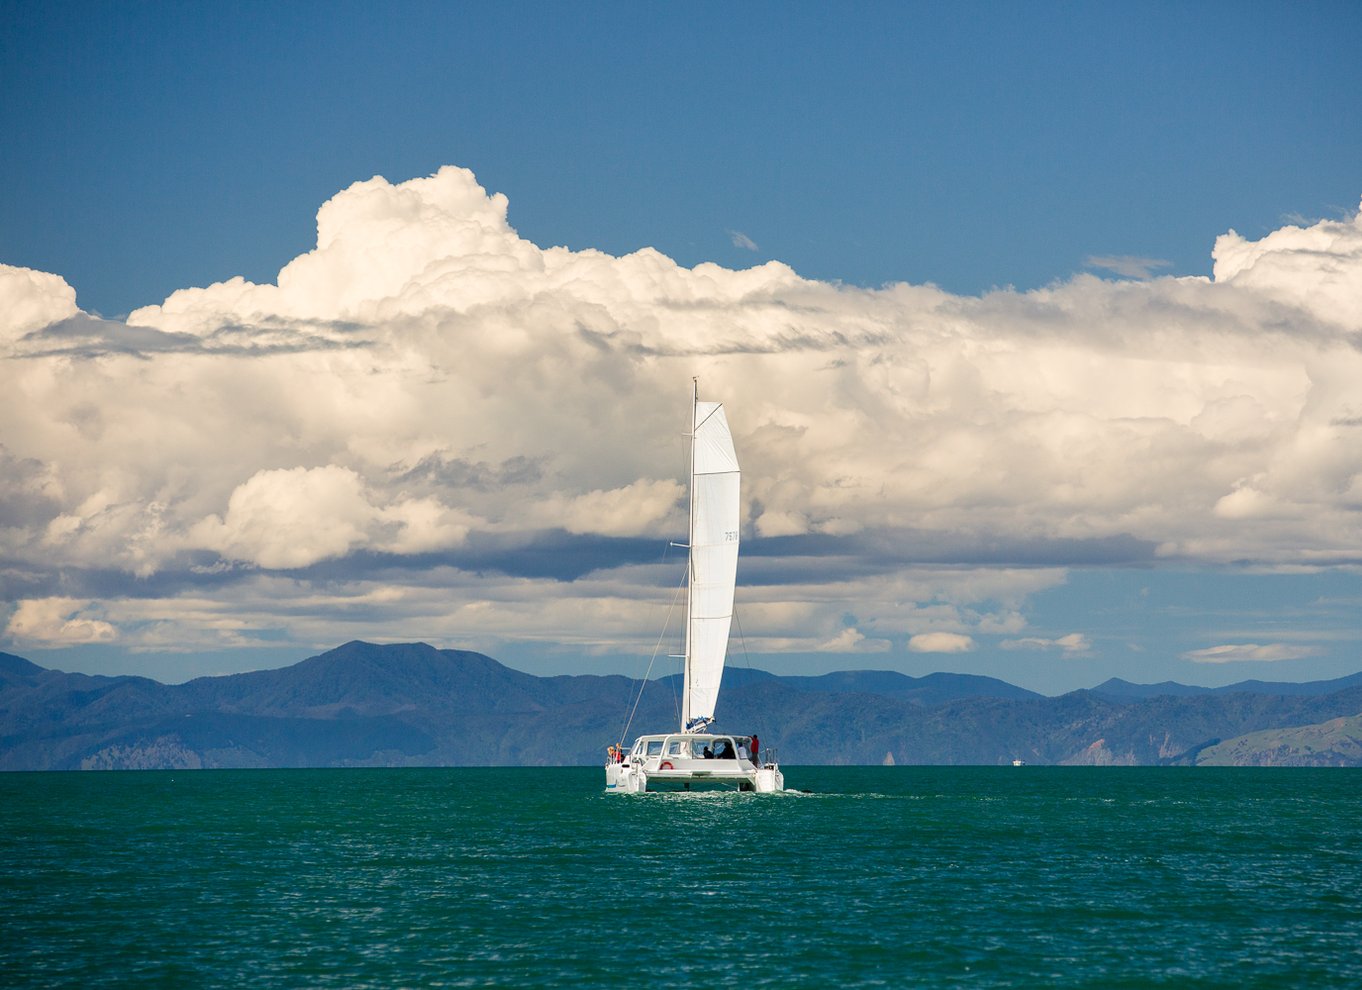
659,761,674,770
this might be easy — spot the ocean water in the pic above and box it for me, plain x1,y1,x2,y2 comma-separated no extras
4,767,1361,988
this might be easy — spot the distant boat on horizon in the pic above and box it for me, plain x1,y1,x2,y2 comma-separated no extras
605,381,785,794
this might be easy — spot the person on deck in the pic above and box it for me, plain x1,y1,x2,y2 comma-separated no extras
751,734,760,765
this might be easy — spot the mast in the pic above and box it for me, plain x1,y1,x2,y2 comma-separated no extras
681,377,698,731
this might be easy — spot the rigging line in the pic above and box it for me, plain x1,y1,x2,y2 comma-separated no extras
618,565,689,747
617,533,678,710
669,542,699,728
733,603,753,672
665,561,690,727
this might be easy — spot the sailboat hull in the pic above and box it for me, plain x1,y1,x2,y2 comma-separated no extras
605,762,785,794
605,732,784,793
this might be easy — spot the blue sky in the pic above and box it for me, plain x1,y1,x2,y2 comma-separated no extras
2,1,1361,694
7,2,1359,315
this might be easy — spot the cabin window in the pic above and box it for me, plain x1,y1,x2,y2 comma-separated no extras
645,740,664,757
665,739,692,758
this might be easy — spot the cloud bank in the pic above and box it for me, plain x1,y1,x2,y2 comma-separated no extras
2,167,1360,668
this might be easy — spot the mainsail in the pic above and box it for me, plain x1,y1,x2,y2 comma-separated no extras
681,390,740,731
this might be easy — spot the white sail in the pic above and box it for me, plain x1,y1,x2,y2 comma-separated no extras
681,396,740,730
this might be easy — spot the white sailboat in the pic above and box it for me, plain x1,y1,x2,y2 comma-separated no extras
605,381,785,794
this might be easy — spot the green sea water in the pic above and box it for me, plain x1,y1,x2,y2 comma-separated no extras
4,767,1361,988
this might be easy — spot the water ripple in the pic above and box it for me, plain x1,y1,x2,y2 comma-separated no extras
3,766,1361,988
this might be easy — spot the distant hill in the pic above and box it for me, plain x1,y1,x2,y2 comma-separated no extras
1091,671,1362,702
3,643,1362,770
0,642,648,770
778,669,1041,705
1090,678,1210,701
1194,715,1362,767
0,651,44,678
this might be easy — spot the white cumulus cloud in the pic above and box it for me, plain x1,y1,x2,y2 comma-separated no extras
1213,208,1362,327
6,598,117,646
189,465,475,569
0,265,80,343
2,168,1361,667
815,627,892,653
907,632,976,654
1001,632,1092,655
192,466,378,569
1182,643,1319,663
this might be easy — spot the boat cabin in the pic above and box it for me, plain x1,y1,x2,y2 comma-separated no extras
625,732,758,769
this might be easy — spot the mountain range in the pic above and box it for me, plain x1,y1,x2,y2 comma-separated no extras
3,642,1361,770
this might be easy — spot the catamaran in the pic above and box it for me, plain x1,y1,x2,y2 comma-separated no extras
605,381,785,794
